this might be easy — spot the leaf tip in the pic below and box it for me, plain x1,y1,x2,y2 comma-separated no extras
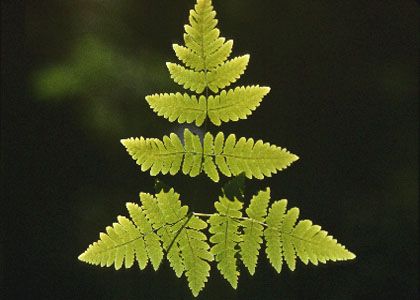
120,138,129,147
78,253,86,262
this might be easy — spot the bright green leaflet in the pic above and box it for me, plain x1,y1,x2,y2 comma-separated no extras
79,0,356,297
79,188,355,297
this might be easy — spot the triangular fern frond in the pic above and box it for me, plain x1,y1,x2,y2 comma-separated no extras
208,196,243,288
174,0,233,72
240,188,270,275
264,199,356,273
148,0,268,126
121,129,299,182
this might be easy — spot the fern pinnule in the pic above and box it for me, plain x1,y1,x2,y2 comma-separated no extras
178,216,213,297
208,196,243,289
140,191,186,277
240,188,270,275
126,203,163,270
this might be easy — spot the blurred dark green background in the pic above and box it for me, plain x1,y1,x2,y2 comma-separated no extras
2,0,418,299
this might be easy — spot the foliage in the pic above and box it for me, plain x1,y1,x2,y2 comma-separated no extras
121,129,298,182
79,188,355,296
79,0,355,297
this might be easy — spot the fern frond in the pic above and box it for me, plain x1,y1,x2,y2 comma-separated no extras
145,93,206,126
264,199,356,273
121,129,299,182
209,196,243,288
208,85,270,126
173,0,233,72
240,188,270,275
151,0,267,126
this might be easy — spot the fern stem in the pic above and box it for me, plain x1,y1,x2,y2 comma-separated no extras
166,212,194,254
192,212,214,218
193,212,268,227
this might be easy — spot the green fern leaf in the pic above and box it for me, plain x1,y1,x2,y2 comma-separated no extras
145,85,269,127
145,93,207,126
78,216,143,270
78,205,164,271
121,129,299,182
148,0,268,126
167,63,207,93
126,203,164,270
208,85,270,126
206,55,250,93
209,196,243,288
141,189,213,296
167,0,249,93
173,35,233,72
178,216,213,296
264,199,356,273
140,191,186,277
240,188,270,275
264,200,288,273
79,186,356,297
167,55,249,94
174,0,233,71
203,132,220,182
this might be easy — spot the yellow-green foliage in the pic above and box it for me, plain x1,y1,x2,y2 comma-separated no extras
144,0,270,126
79,189,213,297
79,0,356,297
208,196,243,288
79,188,355,297
146,85,270,126
121,129,298,182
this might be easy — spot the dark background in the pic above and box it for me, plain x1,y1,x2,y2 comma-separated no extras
2,0,418,299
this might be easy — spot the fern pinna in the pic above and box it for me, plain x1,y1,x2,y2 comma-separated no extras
79,0,356,297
